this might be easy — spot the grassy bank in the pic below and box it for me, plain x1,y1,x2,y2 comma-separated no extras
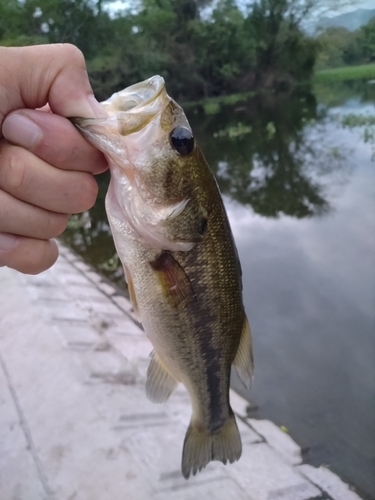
314,63,375,82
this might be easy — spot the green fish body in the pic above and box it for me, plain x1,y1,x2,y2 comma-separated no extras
73,76,254,478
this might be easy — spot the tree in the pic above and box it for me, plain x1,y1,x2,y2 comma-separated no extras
315,27,360,69
360,15,375,63
242,0,317,88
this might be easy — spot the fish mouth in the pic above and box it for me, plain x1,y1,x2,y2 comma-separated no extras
102,75,166,113
71,76,170,137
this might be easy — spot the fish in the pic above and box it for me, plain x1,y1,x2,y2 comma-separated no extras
73,76,254,479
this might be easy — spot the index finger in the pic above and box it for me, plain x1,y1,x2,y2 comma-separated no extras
0,44,106,128
2,109,108,174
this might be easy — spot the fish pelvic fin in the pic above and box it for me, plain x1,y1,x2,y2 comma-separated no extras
146,351,178,403
233,314,254,389
181,410,242,479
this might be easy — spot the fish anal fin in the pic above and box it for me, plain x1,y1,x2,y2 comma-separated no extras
233,314,254,389
146,351,178,403
182,410,242,479
123,265,140,320
149,251,194,308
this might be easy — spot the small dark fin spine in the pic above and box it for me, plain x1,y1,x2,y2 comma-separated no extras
181,410,242,479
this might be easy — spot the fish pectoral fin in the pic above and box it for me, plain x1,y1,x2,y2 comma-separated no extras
123,265,140,321
149,251,195,308
181,410,242,479
146,351,178,403
232,314,254,389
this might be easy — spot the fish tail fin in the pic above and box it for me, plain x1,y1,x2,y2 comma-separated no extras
181,409,242,479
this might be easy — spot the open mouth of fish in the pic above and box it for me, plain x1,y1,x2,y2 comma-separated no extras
72,75,178,140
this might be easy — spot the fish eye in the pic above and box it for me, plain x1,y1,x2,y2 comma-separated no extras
170,127,195,156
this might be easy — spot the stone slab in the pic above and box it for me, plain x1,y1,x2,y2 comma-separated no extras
248,418,302,465
297,464,363,500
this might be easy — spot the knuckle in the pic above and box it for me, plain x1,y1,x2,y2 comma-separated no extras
73,173,98,212
45,212,69,238
20,240,58,275
81,175,98,210
1,238,58,275
60,44,86,68
0,145,30,193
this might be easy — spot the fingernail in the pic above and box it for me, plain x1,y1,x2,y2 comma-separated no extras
0,233,19,252
2,114,42,149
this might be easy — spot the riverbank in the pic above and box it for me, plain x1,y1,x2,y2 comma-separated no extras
0,242,364,500
314,63,375,82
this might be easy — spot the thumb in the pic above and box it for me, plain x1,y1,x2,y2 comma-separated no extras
0,44,105,130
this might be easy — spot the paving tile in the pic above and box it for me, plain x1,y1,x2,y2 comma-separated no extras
297,464,363,500
229,442,321,500
79,349,141,388
230,388,250,418
59,323,103,345
72,260,92,272
236,417,263,445
153,475,250,500
248,418,302,465
105,316,144,336
112,294,133,312
105,331,153,362
85,270,105,284
0,355,46,500
96,281,117,295
124,419,238,494
76,298,124,317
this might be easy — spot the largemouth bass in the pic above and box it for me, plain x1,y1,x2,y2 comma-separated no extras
73,76,254,478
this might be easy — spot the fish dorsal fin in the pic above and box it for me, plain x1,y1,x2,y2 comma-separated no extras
146,351,178,403
149,251,195,308
123,265,140,321
232,314,254,389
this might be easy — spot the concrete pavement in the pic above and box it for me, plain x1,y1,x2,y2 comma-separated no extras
0,242,363,500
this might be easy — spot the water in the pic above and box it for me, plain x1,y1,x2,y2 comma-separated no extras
61,80,375,499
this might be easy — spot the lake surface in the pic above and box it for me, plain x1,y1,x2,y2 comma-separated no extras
61,79,375,499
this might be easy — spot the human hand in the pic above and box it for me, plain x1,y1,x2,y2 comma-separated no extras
0,44,108,274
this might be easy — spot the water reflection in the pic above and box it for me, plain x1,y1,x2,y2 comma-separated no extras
189,89,333,218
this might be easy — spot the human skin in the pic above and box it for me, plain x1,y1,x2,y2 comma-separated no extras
0,44,108,274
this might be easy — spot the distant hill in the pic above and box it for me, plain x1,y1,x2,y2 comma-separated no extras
316,8,375,32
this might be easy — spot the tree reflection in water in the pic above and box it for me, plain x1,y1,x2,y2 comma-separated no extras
61,86,352,284
188,87,347,218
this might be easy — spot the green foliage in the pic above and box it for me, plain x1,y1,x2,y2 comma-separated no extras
244,0,317,89
316,15,375,70
315,27,360,69
1,0,319,100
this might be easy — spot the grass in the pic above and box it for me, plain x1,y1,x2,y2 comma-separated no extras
314,63,375,82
